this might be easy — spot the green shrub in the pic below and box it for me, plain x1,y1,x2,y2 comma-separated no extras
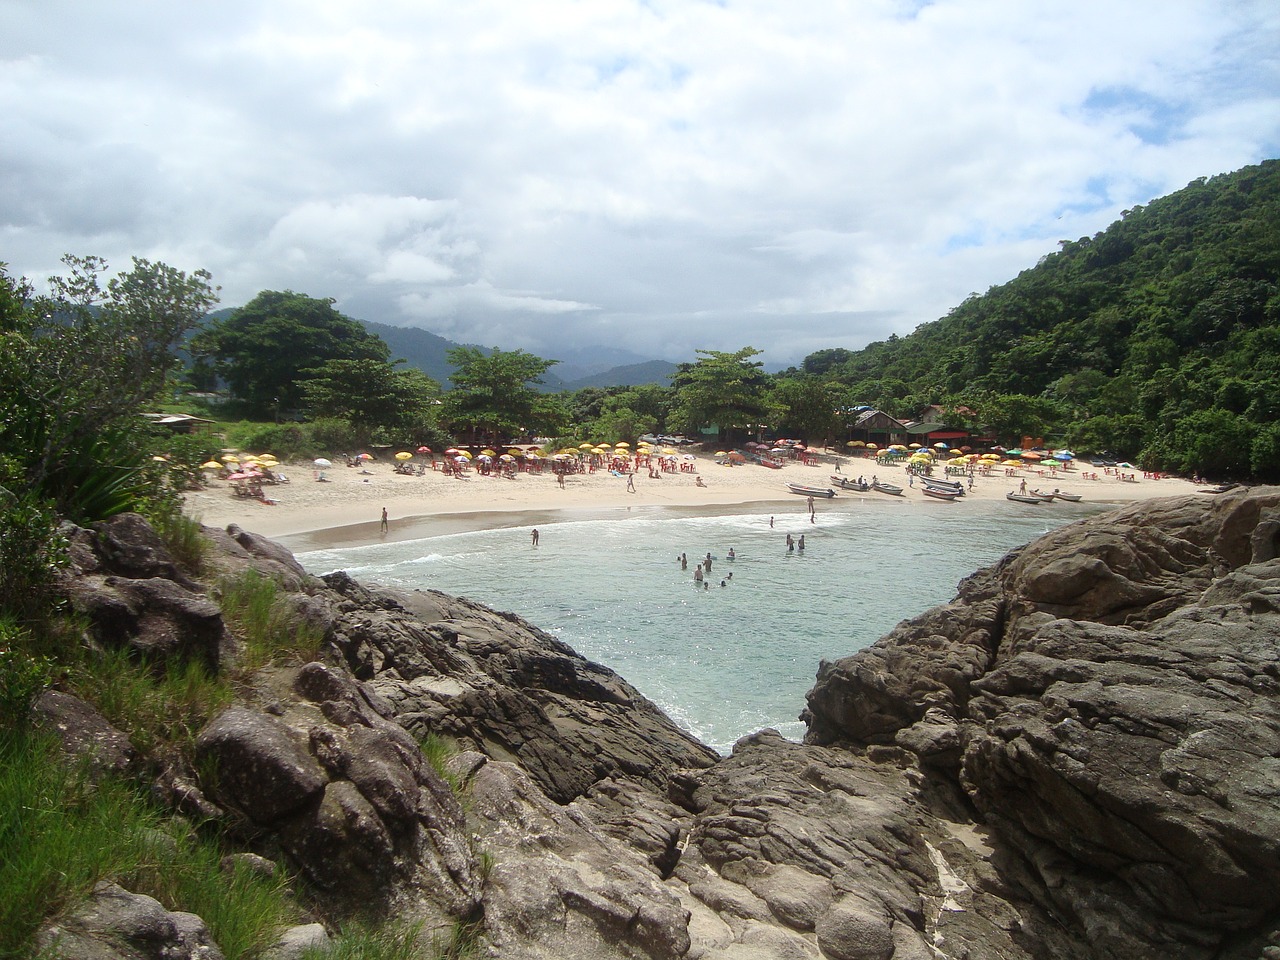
0,619,52,730
416,733,463,795
0,492,69,628
225,422,311,461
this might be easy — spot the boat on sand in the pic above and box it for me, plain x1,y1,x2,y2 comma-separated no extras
786,482,836,498
871,480,904,496
1007,491,1043,504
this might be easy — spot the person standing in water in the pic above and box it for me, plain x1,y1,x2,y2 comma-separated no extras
380,507,388,534
531,528,539,546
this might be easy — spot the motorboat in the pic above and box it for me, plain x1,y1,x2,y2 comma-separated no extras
830,475,869,491
918,475,965,495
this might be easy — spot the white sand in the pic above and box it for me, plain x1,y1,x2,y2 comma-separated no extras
183,448,1200,546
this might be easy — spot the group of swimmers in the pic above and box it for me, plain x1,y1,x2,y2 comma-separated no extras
680,550,736,589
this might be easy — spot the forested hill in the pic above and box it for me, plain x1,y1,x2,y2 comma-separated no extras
804,159,1280,480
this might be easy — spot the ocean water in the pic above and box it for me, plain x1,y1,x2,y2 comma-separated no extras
294,498,1100,753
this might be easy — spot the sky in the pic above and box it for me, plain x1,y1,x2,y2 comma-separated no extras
3,1,1279,369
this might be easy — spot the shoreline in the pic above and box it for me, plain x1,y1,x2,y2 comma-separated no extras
183,449,1202,549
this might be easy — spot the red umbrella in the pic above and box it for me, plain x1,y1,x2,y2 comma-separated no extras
417,446,432,454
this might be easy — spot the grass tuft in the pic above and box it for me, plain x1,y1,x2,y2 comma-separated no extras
0,730,299,959
218,569,326,672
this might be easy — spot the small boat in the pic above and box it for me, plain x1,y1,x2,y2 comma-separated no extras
831,475,869,491
1006,491,1043,504
1029,489,1057,502
871,480,904,496
787,482,836,498
1053,491,1082,502
919,476,965,495
922,486,962,501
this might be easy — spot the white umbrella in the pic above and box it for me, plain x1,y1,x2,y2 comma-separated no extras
313,458,332,469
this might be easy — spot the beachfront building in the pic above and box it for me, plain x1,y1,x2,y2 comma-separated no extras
844,409,909,448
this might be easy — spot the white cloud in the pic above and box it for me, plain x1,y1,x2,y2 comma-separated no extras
1,0,1277,365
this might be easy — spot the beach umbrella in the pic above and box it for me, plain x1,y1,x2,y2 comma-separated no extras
445,448,461,455
1022,451,1042,460
313,458,332,469
615,441,630,448
1053,451,1075,461
525,452,541,460
481,449,497,457
454,455,468,463
477,454,492,462
201,460,222,470
225,471,253,481
357,452,373,461
395,451,413,460
579,442,594,450
865,443,878,450
908,442,922,449
457,450,472,459
499,454,515,462
933,442,949,450
417,446,432,454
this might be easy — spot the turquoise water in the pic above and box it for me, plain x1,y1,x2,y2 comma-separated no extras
295,499,1098,753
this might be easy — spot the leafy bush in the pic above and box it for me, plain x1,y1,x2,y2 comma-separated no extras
0,491,69,627
0,619,52,730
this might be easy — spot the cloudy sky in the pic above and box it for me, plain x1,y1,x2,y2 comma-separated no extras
3,1,1278,367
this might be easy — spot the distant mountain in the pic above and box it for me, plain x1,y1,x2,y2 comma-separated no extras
361,320,476,386
361,320,676,391
555,359,678,391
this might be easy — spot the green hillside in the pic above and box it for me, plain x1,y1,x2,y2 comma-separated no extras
803,160,1280,479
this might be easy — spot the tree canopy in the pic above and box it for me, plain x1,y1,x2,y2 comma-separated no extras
192,290,389,416
441,347,562,442
784,159,1280,479
670,347,772,442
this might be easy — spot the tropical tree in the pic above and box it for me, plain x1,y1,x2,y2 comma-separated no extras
771,376,844,445
299,358,441,434
442,347,560,443
670,347,771,443
191,290,389,416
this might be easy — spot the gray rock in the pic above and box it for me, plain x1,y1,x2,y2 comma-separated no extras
36,882,224,960
262,923,330,960
814,896,894,960
195,706,327,824
33,690,138,777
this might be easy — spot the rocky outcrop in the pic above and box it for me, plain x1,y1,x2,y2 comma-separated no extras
803,488,1280,959
34,491,1280,960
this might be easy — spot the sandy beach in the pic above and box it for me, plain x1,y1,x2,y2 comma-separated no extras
183,448,1201,550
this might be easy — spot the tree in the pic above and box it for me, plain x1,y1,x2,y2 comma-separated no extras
442,347,559,443
299,358,441,433
670,347,771,443
0,256,219,521
191,291,389,416
771,376,843,444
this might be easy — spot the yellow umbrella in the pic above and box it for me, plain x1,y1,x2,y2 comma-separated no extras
221,454,240,463
592,447,607,455
579,442,594,450
201,460,222,469
395,451,413,460
865,443,878,450
457,450,472,459
615,441,630,448
481,449,497,457
909,442,922,449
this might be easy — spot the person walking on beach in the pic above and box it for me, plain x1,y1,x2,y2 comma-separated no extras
769,516,775,528
380,507,388,534
627,473,636,493
531,528,539,546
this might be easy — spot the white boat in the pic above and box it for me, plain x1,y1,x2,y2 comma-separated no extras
1007,491,1043,504
787,482,836,498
